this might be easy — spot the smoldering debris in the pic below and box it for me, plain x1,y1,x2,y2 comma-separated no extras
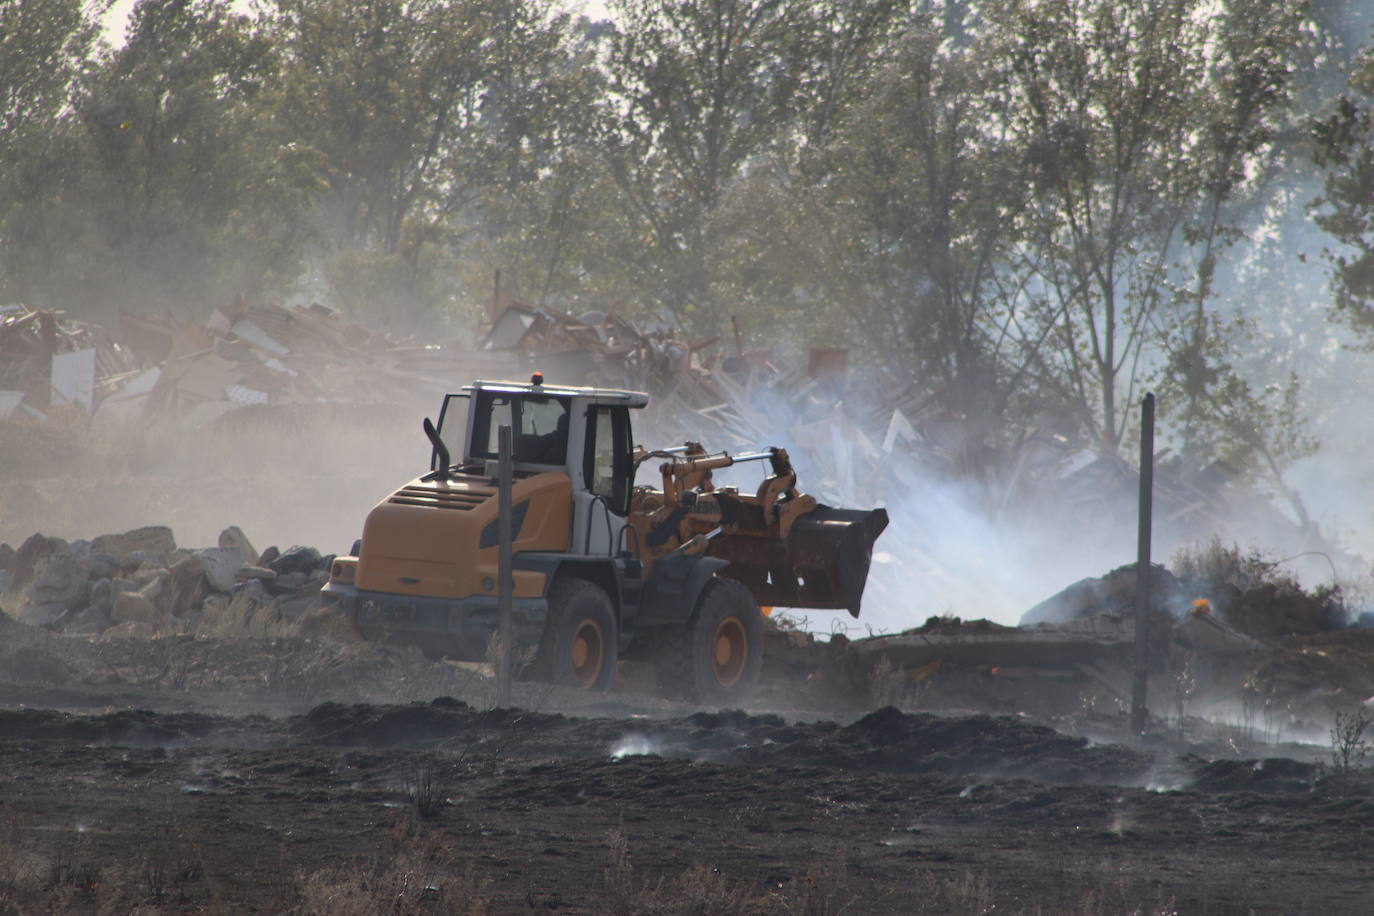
0,297,1355,631
470,300,1351,629
2,298,1333,543
796,561,1373,737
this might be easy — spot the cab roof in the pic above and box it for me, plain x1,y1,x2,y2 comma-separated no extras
463,378,650,408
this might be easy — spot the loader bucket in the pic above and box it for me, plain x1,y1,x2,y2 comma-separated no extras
709,505,889,617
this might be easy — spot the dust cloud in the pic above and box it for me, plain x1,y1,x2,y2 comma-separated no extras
0,390,452,558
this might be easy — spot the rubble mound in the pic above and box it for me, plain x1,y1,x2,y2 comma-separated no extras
1021,562,1186,625
295,700,569,747
0,707,229,745
914,616,1014,635
1186,756,1320,794
0,525,335,641
733,706,1150,784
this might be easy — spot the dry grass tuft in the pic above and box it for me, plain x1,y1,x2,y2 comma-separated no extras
196,593,302,639
291,817,487,915
603,828,851,916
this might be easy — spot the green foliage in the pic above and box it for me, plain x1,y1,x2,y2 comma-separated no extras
266,0,606,325
0,0,95,145
986,0,1305,453
602,0,823,327
0,0,1356,496
0,0,99,303
452,8,624,315
266,0,494,322
1314,50,1374,334
719,15,1028,425
34,0,312,316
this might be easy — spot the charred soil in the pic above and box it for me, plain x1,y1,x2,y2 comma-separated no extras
0,618,1372,914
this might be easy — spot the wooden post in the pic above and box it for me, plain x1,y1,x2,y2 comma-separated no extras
1131,393,1155,736
496,424,514,707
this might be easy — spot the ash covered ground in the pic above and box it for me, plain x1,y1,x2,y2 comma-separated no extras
2,527,1374,913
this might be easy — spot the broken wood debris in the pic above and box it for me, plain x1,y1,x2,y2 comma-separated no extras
0,305,143,420
0,297,1339,569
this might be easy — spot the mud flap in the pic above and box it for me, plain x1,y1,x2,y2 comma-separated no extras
709,505,889,617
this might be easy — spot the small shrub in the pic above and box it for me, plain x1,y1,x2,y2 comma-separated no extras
1330,706,1371,792
405,764,450,820
1170,537,1294,592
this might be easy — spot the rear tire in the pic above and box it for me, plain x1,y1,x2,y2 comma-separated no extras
656,577,763,705
538,578,617,690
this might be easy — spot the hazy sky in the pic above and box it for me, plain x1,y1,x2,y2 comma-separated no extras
101,0,612,45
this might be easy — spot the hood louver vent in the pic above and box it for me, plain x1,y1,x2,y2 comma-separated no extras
389,485,492,510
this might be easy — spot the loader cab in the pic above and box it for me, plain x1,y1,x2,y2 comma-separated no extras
433,378,648,556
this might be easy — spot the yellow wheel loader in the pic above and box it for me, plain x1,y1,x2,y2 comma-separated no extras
322,376,887,702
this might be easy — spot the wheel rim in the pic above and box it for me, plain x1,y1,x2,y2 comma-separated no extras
711,616,748,687
569,618,604,688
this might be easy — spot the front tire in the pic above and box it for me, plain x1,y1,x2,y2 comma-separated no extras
539,578,617,690
657,577,763,704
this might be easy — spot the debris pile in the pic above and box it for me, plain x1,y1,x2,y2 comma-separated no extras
1024,561,1344,639
0,525,333,639
113,302,518,424
1,297,1348,634
1,297,1335,570
477,301,1336,576
798,560,1370,729
0,301,525,427
0,305,144,420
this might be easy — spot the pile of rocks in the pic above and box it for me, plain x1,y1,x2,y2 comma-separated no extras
0,526,333,638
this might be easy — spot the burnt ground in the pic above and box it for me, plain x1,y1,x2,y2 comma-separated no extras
1,614,1373,914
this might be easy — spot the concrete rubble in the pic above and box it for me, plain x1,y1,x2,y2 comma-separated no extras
0,525,333,640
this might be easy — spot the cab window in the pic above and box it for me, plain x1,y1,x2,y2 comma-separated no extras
584,406,632,514
471,392,570,464
432,393,469,471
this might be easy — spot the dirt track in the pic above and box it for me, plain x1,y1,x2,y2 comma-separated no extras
1,615,1372,914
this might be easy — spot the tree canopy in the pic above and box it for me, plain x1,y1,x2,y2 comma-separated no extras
3,0,1369,496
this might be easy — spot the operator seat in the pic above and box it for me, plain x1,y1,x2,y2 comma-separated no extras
526,411,569,464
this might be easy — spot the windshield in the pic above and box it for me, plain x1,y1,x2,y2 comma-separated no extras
470,391,571,465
